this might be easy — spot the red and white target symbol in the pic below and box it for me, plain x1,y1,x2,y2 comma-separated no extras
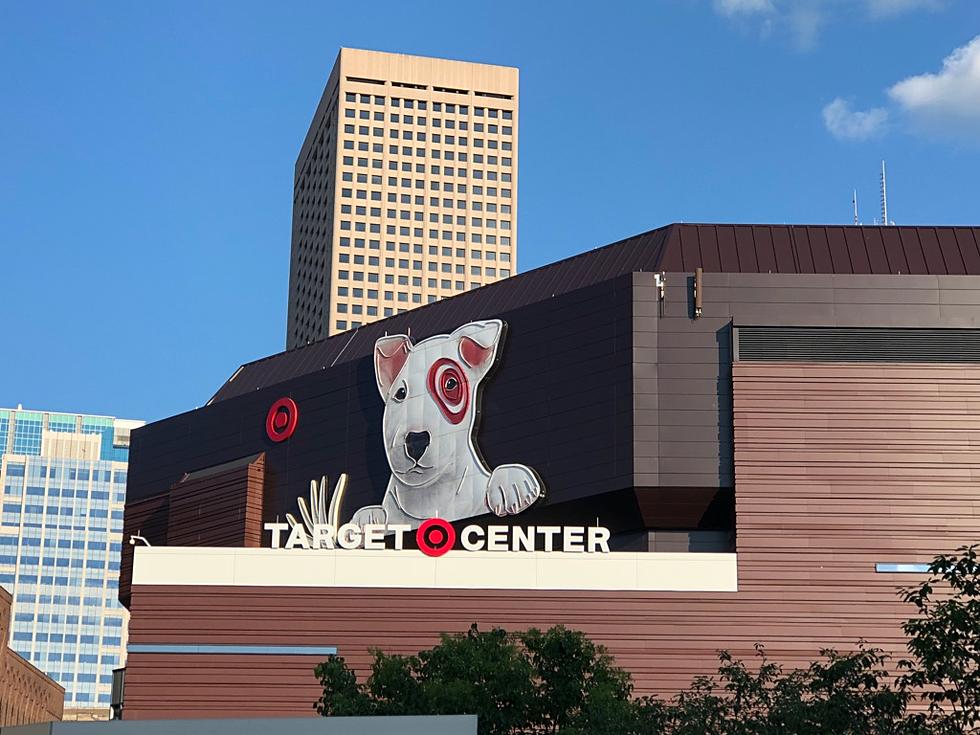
265,397,299,442
416,518,456,557
427,358,469,425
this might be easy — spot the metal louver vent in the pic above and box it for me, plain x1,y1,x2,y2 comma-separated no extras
737,327,980,363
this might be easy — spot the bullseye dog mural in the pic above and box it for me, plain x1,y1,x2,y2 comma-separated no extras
347,318,543,529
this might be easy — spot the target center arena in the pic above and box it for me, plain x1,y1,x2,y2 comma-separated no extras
116,223,980,720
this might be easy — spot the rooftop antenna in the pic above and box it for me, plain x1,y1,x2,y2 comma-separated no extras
852,189,859,225
880,160,890,226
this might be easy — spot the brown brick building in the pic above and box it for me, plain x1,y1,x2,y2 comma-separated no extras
1,586,64,726
120,223,980,719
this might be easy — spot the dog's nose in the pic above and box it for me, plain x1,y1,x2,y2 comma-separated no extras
405,431,430,462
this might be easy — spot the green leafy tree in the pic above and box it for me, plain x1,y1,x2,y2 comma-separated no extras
314,624,645,735
660,644,915,735
899,544,980,734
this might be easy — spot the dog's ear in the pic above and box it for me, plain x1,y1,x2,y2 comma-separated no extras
375,334,412,398
452,320,505,377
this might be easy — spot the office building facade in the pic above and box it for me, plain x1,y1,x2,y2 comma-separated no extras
0,407,143,719
286,48,518,347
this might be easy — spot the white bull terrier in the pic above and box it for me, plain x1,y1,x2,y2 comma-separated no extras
351,319,543,529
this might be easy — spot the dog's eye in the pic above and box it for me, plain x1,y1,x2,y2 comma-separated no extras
394,386,407,401
444,377,458,391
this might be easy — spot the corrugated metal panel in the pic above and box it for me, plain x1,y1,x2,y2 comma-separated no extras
738,326,980,363
210,224,980,403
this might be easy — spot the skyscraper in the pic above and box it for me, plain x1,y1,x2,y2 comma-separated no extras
286,48,519,348
0,407,143,720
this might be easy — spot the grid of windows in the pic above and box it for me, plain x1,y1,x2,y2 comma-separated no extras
0,408,140,716
0,412,8,454
286,49,518,348
12,414,42,455
47,415,77,434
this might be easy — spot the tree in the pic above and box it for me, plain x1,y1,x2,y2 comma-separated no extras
899,544,980,734
314,624,646,735
659,644,916,735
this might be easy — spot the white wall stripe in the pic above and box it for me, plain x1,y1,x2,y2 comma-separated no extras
132,547,738,592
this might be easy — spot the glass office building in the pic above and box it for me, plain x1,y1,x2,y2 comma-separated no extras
0,407,143,719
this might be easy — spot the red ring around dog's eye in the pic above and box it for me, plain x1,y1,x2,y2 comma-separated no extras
427,359,469,424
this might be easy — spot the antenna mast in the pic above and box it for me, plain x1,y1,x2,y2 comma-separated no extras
880,160,889,225
853,189,859,225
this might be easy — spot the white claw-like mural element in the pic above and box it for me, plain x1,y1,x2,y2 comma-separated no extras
286,473,348,536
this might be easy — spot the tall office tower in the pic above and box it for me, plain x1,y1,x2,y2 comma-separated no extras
286,48,519,348
0,407,144,720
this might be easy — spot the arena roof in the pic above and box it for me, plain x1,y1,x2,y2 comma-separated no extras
210,223,980,403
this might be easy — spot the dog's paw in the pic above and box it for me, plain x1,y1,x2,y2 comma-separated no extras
486,464,543,516
350,505,387,528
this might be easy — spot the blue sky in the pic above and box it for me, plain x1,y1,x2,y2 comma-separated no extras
1,0,978,422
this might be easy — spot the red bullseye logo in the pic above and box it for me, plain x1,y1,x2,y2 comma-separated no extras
265,397,299,442
416,518,456,557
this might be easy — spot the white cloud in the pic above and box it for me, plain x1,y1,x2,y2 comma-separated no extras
712,0,946,49
786,4,824,51
822,98,889,140
713,0,774,16
867,0,942,18
888,35,980,133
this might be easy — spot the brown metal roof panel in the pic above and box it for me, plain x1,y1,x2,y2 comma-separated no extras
770,226,797,273
677,225,701,272
874,228,904,273
657,227,685,272
844,227,872,273
899,228,928,273
861,227,889,273
936,228,966,275
918,228,948,273
733,225,759,273
807,227,834,273
955,228,980,274
788,227,814,273
716,225,740,272
753,226,777,273
695,225,722,271
824,227,854,274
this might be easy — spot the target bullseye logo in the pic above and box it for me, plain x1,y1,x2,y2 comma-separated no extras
265,397,299,442
416,518,456,557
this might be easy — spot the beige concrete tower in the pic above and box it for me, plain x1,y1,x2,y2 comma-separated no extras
286,48,519,348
